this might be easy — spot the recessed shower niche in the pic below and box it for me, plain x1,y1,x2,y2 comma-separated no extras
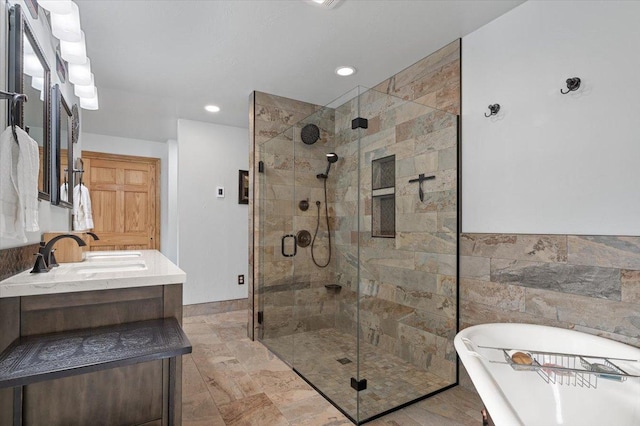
371,155,395,238
256,86,459,424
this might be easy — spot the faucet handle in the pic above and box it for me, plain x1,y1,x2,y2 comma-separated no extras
30,253,49,274
48,249,59,268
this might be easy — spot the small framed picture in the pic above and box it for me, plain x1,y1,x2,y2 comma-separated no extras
238,170,249,204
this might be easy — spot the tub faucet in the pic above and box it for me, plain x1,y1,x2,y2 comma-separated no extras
31,234,87,273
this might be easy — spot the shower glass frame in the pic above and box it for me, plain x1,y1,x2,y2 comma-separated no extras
257,86,460,424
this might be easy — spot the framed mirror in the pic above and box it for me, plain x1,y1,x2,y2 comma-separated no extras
8,4,52,201
51,85,73,208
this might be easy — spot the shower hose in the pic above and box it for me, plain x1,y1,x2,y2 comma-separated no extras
311,177,331,268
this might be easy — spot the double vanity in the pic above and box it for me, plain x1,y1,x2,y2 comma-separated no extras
0,250,186,426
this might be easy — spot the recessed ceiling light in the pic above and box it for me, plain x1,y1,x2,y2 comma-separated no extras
205,105,220,113
335,66,356,77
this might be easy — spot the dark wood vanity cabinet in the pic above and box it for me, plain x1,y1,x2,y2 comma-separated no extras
0,284,184,426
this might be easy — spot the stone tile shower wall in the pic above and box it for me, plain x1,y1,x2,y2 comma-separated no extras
250,92,338,341
460,235,640,347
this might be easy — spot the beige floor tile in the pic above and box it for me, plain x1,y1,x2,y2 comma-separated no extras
183,309,484,426
217,392,289,426
182,390,221,421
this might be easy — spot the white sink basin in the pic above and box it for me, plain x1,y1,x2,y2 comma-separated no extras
455,323,640,426
75,260,147,274
85,251,142,260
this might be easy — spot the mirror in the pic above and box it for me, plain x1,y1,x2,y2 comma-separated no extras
51,85,73,208
8,4,51,201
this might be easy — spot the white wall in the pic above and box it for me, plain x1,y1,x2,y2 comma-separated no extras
177,119,248,305
462,0,640,235
81,132,172,257
1,0,80,249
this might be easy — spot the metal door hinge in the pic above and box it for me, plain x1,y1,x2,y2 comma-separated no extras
258,161,265,173
351,117,368,129
257,311,264,324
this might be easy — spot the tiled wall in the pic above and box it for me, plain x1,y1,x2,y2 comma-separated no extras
460,234,640,347
0,243,39,281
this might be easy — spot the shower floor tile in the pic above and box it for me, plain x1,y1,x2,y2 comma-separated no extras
262,328,453,421
182,310,482,425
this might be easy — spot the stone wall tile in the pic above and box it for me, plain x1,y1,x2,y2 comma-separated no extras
568,236,640,270
524,288,640,340
460,300,572,331
459,256,489,280
462,234,568,263
621,270,640,304
415,252,456,276
490,258,620,300
460,278,525,312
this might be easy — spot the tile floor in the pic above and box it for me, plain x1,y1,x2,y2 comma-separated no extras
182,310,483,425
263,329,452,420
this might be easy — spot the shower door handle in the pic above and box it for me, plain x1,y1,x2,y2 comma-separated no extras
281,234,297,257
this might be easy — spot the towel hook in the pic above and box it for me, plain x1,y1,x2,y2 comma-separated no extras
0,90,28,144
560,77,581,94
484,104,500,118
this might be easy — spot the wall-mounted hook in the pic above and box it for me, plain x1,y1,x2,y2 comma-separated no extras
484,104,500,117
560,77,581,94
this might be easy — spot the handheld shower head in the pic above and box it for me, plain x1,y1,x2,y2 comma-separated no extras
317,153,339,179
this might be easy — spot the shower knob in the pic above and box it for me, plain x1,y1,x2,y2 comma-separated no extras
297,230,312,248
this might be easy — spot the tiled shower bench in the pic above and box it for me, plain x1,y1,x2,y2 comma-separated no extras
0,318,192,426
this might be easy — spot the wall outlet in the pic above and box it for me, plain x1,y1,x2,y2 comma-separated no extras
238,274,245,285
216,186,225,198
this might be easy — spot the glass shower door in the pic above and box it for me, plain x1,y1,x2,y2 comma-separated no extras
258,127,298,365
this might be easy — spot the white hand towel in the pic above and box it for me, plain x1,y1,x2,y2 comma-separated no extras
73,184,94,231
0,126,39,242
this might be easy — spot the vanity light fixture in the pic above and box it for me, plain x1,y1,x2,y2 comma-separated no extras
306,0,342,8
335,66,356,77
205,105,221,113
51,2,82,42
74,75,96,98
80,90,99,110
38,0,73,14
60,31,87,64
69,58,92,85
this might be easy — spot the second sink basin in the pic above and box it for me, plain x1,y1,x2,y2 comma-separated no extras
85,251,143,260
75,260,147,275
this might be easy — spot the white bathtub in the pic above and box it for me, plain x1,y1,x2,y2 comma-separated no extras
455,323,640,426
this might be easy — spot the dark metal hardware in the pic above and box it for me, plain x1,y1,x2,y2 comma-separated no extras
281,234,297,257
350,377,367,391
296,230,311,248
31,234,87,273
85,232,100,240
0,89,28,145
30,253,48,274
257,311,264,324
258,161,264,173
561,77,581,94
351,117,368,129
299,199,309,211
408,173,435,202
484,104,500,117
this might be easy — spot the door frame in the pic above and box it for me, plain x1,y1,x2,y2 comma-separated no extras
82,150,161,250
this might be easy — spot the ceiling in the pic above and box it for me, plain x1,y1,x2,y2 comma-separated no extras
75,0,524,142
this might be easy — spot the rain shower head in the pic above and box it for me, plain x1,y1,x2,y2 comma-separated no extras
317,152,339,179
301,124,320,145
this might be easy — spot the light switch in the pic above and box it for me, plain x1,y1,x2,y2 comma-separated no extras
216,186,225,198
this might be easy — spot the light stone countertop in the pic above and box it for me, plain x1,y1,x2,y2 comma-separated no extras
0,250,185,298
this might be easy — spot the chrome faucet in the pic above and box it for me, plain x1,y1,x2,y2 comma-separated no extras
31,234,87,273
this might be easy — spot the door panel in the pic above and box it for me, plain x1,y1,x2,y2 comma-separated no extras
83,152,160,251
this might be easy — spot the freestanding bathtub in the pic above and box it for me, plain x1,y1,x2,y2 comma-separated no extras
455,323,640,426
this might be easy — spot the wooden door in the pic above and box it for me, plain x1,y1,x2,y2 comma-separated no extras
82,151,160,251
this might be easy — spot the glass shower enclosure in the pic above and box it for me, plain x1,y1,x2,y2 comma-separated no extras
257,87,459,424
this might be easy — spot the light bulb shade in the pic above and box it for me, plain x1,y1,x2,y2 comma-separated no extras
80,91,99,110
51,3,82,42
31,76,44,91
39,0,73,14
69,58,92,85
23,53,44,78
60,31,87,64
74,78,96,98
